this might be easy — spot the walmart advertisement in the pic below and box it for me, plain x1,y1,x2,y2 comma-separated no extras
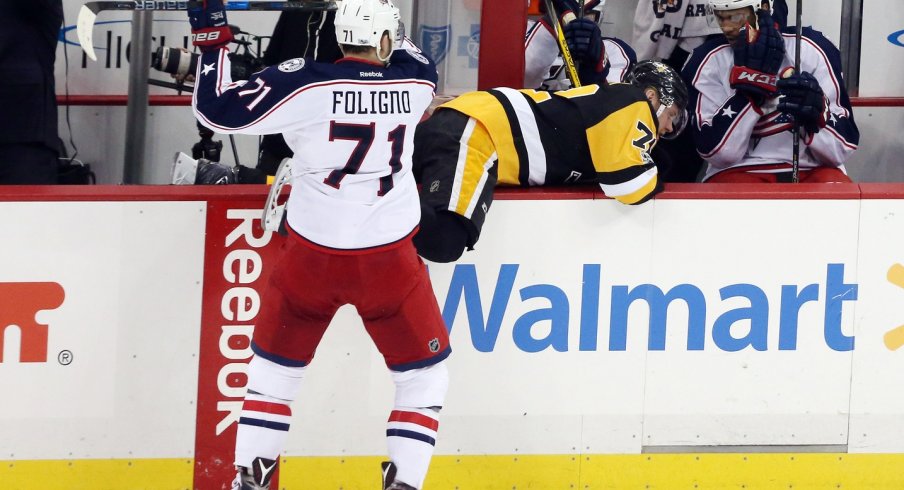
1,189,904,488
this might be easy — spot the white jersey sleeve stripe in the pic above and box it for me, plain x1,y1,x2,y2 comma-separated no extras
494,87,548,185
599,166,658,198
794,34,849,118
449,117,476,214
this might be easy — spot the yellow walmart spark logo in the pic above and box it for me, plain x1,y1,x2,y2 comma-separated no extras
885,264,904,350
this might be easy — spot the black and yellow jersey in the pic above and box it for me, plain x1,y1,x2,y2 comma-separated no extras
438,83,661,204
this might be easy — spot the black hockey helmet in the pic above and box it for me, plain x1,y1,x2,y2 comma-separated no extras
625,60,689,139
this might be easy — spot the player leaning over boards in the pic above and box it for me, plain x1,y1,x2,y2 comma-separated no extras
681,0,859,183
412,60,688,263
189,1,450,489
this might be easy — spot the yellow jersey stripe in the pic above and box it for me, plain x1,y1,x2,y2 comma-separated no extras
441,92,520,184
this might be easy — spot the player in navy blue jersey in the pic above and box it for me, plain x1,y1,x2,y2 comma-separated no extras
189,1,450,488
682,0,859,183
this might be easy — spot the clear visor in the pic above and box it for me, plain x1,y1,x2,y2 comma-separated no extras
706,5,755,28
657,103,688,140
394,20,406,49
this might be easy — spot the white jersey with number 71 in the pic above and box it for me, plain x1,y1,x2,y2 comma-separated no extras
192,41,437,250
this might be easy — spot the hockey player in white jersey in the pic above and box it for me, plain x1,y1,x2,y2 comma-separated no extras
189,0,451,489
524,0,637,89
633,0,724,64
682,0,859,182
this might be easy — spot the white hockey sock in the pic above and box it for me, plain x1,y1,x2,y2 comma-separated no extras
234,392,293,468
386,407,440,489
234,355,306,468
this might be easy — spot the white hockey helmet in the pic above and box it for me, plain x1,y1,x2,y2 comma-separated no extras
707,0,769,28
334,0,403,51
585,0,606,25
708,0,767,11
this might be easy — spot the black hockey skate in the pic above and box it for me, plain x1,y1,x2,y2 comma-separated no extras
381,461,418,490
231,457,278,490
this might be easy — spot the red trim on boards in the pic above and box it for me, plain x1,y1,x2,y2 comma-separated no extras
0,185,271,202
657,183,862,200
56,95,192,106
850,97,904,107
2,183,898,203
859,183,904,199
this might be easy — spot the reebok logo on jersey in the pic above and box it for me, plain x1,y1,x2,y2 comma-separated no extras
360,71,384,78
0,282,65,363
278,58,305,73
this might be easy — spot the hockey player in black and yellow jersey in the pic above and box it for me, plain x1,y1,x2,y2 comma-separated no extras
412,60,689,263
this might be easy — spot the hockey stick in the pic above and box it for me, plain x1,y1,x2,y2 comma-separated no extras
542,0,582,88
791,0,802,183
261,157,292,233
77,1,337,61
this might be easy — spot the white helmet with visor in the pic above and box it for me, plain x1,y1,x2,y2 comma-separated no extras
707,0,769,27
708,0,763,9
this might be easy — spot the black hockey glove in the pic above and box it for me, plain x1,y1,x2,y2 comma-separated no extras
195,159,238,184
730,9,785,106
188,0,234,51
777,71,828,135
564,18,607,84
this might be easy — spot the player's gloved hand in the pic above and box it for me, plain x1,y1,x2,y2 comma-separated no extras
777,71,828,135
730,9,785,106
564,18,602,65
564,18,608,85
194,159,238,185
188,0,234,51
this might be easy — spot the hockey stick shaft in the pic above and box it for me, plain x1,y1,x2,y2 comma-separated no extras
791,0,802,183
78,1,337,61
543,0,582,88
